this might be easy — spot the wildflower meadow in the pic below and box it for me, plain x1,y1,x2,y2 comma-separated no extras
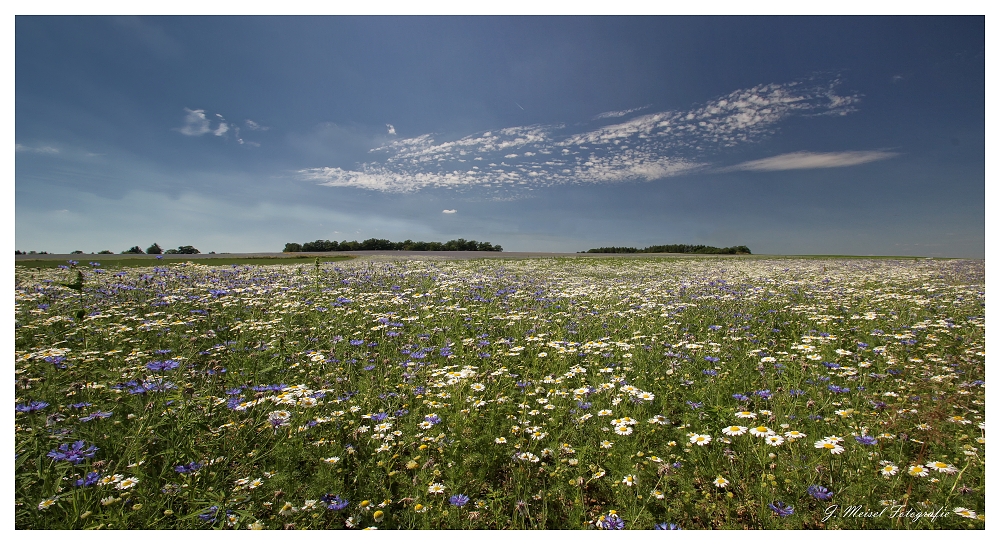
14,256,985,529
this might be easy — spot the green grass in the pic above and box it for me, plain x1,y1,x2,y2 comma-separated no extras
15,255,355,269
14,257,985,529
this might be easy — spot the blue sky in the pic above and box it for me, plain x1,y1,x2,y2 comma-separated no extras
15,16,985,256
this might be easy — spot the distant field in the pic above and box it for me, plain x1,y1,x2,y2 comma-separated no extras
15,255,356,269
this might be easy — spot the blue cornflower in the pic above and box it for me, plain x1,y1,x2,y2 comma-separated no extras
199,506,220,522
363,365,376,371
807,485,833,501
175,461,204,474
704,356,720,363
15,400,49,413
788,389,805,397
768,501,794,517
828,384,850,394
146,360,180,372
732,393,750,402
69,402,93,409
45,356,68,369
577,401,592,410
702,369,718,376
226,397,245,410
129,379,176,394
597,512,625,530
79,411,113,422
425,414,442,425
854,435,877,446
224,387,243,396
321,494,349,511
154,349,172,354
654,522,680,530
686,401,703,409
75,471,102,487
449,494,470,507
755,389,772,399
371,412,389,422
349,339,364,346
47,440,98,464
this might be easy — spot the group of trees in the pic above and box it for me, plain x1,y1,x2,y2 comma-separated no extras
121,244,200,255
583,244,752,255
17,244,203,255
284,238,503,253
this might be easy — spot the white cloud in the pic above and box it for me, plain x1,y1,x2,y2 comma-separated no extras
245,119,269,131
300,78,861,193
726,151,899,172
593,104,652,119
442,209,457,214
16,144,59,154
178,108,212,136
386,124,396,135
213,122,229,137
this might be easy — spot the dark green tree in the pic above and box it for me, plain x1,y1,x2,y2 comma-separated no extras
146,243,163,255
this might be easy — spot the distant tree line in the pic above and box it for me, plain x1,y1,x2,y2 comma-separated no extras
121,243,200,255
284,238,502,253
16,244,204,256
583,244,751,255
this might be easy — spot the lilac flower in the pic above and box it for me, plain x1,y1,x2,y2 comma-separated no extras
769,501,794,517
807,485,833,501
449,494,470,507
47,440,98,464
15,400,49,413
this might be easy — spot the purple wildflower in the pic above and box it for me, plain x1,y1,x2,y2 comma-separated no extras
769,501,794,517
807,485,833,501
15,400,49,413
47,440,98,464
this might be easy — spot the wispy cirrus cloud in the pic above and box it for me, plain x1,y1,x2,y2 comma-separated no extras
442,209,456,214
593,104,652,120
16,144,59,154
725,150,899,172
298,78,861,193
